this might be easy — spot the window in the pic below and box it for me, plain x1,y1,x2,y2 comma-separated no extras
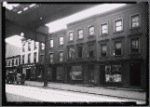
40,55,44,64
68,47,75,60
34,42,37,50
59,51,63,62
70,66,82,80
59,37,64,45
78,46,83,58
28,53,31,63
115,19,123,32
41,43,45,50
22,43,25,52
131,38,139,54
101,44,107,57
89,26,95,36
50,39,53,48
131,14,140,28
88,44,94,58
28,41,31,51
16,59,18,65
69,32,73,41
22,55,24,64
115,41,122,55
49,53,53,63
101,23,108,34
105,65,122,82
78,29,83,39
56,67,64,80
34,52,37,63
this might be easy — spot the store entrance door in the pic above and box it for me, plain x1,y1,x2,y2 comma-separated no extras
130,63,141,86
26,69,31,80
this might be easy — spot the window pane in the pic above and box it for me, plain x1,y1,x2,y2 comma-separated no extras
116,20,122,26
78,30,83,39
69,32,73,41
71,66,82,80
50,40,53,48
78,47,83,58
131,38,139,53
101,24,108,34
56,67,64,80
89,26,94,35
101,44,107,57
68,47,75,59
59,37,64,45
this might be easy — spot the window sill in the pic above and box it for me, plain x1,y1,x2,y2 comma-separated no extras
130,26,141,30
77,38,84,41
88,35,95,37
99,56,108,59
68,40,74,43
114,55,122,57
114,30,124,34
100,33,108,37
129,53,141,55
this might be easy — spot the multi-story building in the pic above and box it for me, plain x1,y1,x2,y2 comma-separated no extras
5,43,21,76
21,3,148,90
20,38,41,80
46,3,148,90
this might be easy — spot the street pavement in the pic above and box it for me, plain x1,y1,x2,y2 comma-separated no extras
5,84,146,105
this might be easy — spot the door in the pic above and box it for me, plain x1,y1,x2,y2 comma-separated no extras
26,69,31,80
52,67,56,81
130,63,141,86
100,65,105,85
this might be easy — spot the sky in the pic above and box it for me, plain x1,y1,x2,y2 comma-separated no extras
5,3,126,47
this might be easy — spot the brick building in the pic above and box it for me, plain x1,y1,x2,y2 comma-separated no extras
21,3,148,90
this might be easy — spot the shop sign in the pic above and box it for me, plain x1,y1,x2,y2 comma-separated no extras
71,66,82,80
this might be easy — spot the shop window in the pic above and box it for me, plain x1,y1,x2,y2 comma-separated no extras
131,14,140,28
101,23,108,35
59,37,64,45
131,38,139,54
40,55,44,64
28,53,31,63
49,53,53,63
115,41,122,55
77,46,83,58
59,51,63,62
88,44,95,58
101,44,107,57
56,67,64,80
105,65,122,82
34,41,37,50
34,52,37,63
89,26,95,36
115,19,123,32
70,66,82,80
78,29,83,39
68,47,75,60
28,41,31,51
41,43,45,50
69,32,73,41
50,39,53,48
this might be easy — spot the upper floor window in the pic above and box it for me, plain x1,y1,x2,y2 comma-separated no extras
78,29,83,39
28,41,31,51
28,53,31,63
16,59,18,65
68,47,75,60
69,32,73,41
34,52,37,63
41,43,45,50
59,51,63,62
22,43,25,52
59,37,64,45
89,26,95,36
131,14,140,28
115,41,122,56
115,19,123,32
101,23,108,35
49,53,54,63
34,41,37,50
77,46,83,58
22,55,25,64
101,44,107,57
88,44,95,58
131,38,139,54
50,39,53,48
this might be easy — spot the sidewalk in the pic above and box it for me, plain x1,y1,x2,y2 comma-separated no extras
24,81,146,101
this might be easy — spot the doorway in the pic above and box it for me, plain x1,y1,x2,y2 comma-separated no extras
26,69,31,80
130,63,141,86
